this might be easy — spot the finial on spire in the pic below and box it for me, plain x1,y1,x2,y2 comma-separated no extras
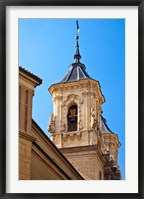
76,20,80,33
74,20,81,63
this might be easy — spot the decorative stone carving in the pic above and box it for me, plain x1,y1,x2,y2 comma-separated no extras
97,135,102,146
82,91,88,97
90,92,96,99
79,119,83,130
109,154,114,161
52,94,63,102
102,144,110,154
52,97,56,103
63,94,82,105
61,123,67,132
79,99,83,104
48,113,55,133
68,94,78,100
56,95,63,101
90,108,97,129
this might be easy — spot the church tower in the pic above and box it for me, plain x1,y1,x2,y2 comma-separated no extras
48,21,121,180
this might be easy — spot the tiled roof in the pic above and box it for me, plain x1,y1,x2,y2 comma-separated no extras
19,66,42,84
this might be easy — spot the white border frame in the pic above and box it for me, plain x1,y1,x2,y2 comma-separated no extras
6,6,138,193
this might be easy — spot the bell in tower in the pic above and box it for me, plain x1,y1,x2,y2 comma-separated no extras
67,104,78,131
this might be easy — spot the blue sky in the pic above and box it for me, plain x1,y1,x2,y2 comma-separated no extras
19,18,125,179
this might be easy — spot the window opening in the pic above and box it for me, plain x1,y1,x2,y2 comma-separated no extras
67,105,77,131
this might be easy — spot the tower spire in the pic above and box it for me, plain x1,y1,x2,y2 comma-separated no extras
74,20,81,63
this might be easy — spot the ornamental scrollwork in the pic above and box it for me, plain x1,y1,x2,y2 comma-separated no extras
68,94,78,100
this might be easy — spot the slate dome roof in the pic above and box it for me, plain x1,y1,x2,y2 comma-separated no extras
60,62,91,83
101,116,113,134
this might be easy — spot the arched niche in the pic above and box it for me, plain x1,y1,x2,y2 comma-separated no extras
67,103,78,132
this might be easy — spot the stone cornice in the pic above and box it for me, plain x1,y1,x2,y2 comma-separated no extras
49,78,105,104
60,144,98,153
19,130,37,143
19,67,42,88
49,79,98,92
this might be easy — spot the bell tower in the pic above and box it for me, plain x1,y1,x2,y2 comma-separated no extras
48,21,121,180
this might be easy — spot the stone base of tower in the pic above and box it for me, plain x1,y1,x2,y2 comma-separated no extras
60,145,105,180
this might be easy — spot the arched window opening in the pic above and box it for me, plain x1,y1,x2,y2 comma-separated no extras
67,105,78,131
